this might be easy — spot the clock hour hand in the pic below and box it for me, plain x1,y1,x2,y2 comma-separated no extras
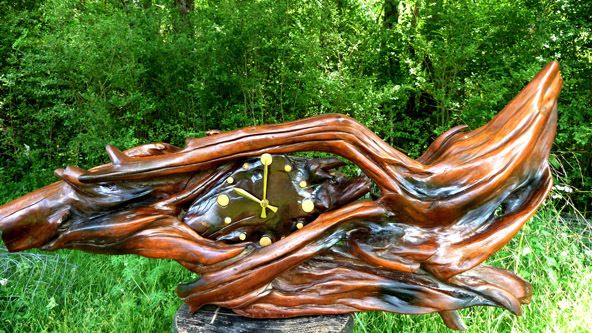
233,188,278,216
233,188,261,203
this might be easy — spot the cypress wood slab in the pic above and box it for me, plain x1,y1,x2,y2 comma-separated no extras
173,304,354,333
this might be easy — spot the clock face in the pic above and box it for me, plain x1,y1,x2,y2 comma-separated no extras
182,154,370,247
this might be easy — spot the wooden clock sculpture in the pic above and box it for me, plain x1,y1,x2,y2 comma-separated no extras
0,62,562,330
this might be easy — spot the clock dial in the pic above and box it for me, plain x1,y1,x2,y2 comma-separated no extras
182,154,371,246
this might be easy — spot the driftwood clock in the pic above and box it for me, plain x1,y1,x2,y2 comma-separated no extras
0,61,562,330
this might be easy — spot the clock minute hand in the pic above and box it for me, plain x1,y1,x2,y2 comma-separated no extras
260,153,273,218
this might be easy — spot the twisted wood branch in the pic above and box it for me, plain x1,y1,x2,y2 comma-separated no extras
0,62,561,330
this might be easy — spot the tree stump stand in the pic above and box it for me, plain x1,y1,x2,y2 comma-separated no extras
173,304,355,333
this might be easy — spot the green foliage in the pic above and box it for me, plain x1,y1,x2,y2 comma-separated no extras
1,0,589,208
0,0,590,207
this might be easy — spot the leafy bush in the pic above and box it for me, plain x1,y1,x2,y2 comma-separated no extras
0,0,590,208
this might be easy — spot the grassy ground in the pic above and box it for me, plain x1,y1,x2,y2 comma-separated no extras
1,203,590,332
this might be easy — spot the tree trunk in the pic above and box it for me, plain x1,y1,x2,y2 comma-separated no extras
175,0,194,16
383,0,398,29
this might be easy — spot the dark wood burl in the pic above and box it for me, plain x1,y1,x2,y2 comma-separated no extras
0,62,562,330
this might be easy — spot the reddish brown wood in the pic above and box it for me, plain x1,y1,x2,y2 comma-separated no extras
0,62,562,330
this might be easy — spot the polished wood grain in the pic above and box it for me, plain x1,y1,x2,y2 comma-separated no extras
0,62,561,330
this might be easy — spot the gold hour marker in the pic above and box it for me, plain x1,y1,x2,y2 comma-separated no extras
226,177,234,184
260,153,273,166
259,236,272,247
299,180,307,188
217,194,230,207
296,222,304,229
224,217,231,224
242,163,250,170
239,233,247,241
301,199,314,213
284,164,292,172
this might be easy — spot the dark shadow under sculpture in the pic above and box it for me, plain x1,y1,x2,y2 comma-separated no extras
0,62,562,330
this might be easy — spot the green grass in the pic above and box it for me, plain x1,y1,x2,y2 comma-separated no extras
0,251,192,332
1,203,590,332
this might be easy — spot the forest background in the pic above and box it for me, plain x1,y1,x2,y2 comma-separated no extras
0,0,591,332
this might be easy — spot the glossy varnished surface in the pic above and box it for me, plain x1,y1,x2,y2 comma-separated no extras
0,62,562,330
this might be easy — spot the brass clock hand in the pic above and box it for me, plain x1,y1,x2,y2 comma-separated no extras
260,153,273,218
233,188,262,204
233,188,278,213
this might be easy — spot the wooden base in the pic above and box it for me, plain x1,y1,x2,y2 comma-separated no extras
173,304,354,333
